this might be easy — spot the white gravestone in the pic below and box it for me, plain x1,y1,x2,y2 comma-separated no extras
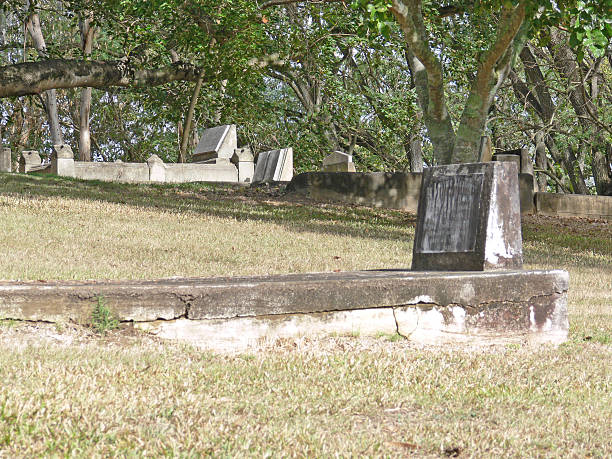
192,125,237,164
252,148,293,184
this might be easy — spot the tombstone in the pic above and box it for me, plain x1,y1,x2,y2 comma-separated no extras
478,136,493,162
192,124,237,164
0,147,10,173
412,162,523,271
147,154,166,182
321,151,356,172
494,147,533,175
51,144,75,177
19,151,42,173
231,147,254,183
252,148,293,184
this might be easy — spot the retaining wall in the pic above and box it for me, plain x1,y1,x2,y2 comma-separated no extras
54,154,239,184
535,192,612,219
287,172,423,212
287,171,611,219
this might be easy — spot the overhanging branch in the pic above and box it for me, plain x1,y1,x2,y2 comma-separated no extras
0,59,201,97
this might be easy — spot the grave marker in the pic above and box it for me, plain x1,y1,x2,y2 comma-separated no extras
231,147,255,183
412,162,523,271
19,151,42,173
0,147,10,172
51,144,75,177
322,151,356,172
252,148,293,183
192,124,237,163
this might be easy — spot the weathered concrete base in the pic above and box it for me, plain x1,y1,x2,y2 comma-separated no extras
0,270,568,350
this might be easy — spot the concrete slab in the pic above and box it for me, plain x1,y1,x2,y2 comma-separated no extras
0,270,568,350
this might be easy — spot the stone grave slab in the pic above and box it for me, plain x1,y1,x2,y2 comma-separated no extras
252,147,293,183
231,147,255,183
51,144,75,177
0,269,569,351
192,124,237,163
412,161,522,271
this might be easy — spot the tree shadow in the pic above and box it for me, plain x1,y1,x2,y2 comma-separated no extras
0,173,417,242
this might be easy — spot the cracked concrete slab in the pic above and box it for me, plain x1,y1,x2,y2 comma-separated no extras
0,269,569,349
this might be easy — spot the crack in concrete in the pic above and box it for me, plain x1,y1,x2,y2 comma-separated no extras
392,306,419,340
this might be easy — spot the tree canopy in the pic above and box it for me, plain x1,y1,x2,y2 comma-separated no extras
1,0,611,194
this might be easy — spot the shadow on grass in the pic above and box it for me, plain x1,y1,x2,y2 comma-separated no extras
0,173,416,242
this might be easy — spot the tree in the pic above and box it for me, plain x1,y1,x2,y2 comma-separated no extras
351,0,612,165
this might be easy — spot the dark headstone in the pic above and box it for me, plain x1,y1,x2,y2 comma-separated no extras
412,162,523,271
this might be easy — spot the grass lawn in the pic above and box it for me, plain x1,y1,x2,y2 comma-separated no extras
0,172,610,457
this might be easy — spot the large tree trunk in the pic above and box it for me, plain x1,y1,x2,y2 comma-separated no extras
452,5,528,163
407,138,423,172
592,145,612,196
404,48,454,164
25,10,63,145
78,13,95,161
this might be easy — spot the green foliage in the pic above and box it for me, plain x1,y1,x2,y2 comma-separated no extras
91,297,119,335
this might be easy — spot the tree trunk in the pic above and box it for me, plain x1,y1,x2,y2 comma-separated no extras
407,138,423,172
592,145,612,196
25,10,63,145
404,48,454,164
78,13,95,161
179,72,204,163
534,132,548,191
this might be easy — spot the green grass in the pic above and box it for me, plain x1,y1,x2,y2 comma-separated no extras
0,172,610,457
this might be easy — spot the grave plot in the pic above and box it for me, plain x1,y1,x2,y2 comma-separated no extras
0,162,568,351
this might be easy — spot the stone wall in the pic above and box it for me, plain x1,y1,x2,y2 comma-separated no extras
287,171,422,212
287,171,611,220
50,152,239,184
535,192,612,219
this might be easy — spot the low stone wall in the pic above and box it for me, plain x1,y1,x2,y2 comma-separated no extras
74,162,149,183
535,192,612,219
163,163,238,183
53,152,239,184
287,172,423,212
287,171,611,219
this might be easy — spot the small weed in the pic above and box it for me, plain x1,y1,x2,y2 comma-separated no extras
375,331,403,342
91,297,119,335
0,319,17,328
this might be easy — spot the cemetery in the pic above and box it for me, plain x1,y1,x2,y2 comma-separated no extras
1,1,611,455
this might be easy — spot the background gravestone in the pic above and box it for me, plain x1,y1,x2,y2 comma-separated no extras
412,161,523,271
231,147,254,183
192,124,237,163
19,151,42,173
51,144,75,177
0,147,10,172
252,148,293,184
322,151,356,172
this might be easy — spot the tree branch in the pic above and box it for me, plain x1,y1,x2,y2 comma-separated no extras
0,59,201,97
